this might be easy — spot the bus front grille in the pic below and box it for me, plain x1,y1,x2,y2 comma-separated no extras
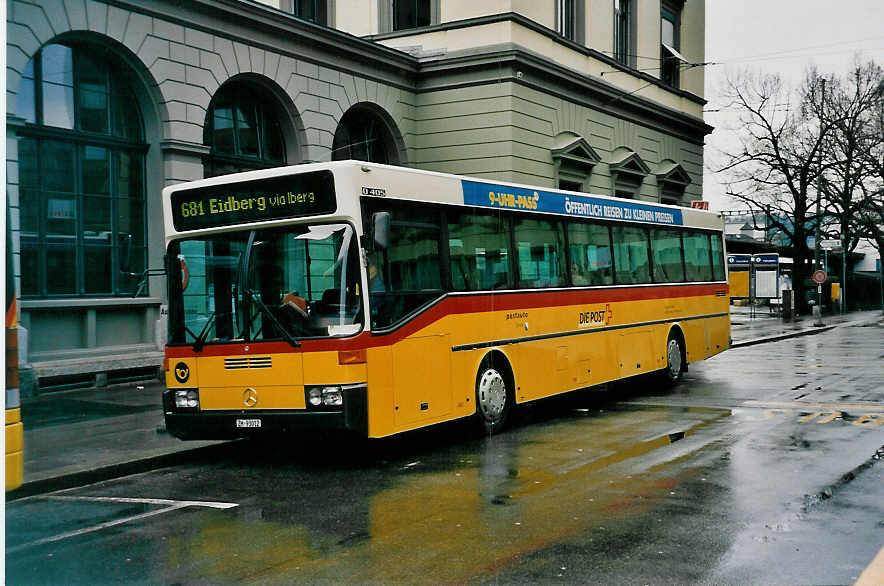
224,357,273,369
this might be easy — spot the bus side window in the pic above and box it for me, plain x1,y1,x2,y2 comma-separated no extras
684,231,713,281
368,204,444,328
514,217,565,288
612,225,651,284
449,213,512,292
449,244,477,291
567,222,613,286
710,233,725,281
651,228,685,283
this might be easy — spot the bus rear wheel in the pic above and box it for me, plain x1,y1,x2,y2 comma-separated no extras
661,332,685,386
475,357,511,434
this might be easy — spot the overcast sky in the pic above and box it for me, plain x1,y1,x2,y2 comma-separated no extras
703,0,884,211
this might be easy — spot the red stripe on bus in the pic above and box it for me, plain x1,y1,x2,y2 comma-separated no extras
165,282,725,358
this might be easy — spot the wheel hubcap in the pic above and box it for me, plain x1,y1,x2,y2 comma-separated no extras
478,369,507,421
667,339,682,377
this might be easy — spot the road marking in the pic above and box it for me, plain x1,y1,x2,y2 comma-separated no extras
745,400,884,412
856,546,884,586
798,412,843,424
7,505,187,553
854,414,884,428
8,496,238,553
45,495,238,509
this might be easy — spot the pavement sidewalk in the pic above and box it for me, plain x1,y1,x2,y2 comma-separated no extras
10,308,883,499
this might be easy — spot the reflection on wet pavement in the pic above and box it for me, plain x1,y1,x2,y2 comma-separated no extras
156,406,732,584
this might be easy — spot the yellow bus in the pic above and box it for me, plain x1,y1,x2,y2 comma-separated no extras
6,211,24,491
162,162,728,439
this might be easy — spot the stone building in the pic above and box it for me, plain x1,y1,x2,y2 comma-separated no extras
6,0,710,391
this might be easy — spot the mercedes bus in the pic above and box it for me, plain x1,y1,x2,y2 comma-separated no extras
162,162,728,439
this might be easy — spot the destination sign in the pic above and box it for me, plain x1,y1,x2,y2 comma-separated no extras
170,171,336,231
461,180,683,226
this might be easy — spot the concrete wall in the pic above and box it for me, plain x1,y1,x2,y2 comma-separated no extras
680,0,705,97
413,80,704,202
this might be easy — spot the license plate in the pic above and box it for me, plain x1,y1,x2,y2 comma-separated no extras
236,418,262,428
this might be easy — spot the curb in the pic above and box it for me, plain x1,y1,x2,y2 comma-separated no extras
7,442,232,501
730,316,880,349
731,324,838,349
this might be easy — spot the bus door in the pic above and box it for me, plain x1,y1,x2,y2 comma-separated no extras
365,206,449,432
392,334,452,429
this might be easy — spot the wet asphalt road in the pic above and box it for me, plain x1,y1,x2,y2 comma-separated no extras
6,322,884,585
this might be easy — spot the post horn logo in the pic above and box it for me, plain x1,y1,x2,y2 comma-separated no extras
243,388,259,408
174,362,190,384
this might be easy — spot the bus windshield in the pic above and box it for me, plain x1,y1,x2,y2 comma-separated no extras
167,223,363,346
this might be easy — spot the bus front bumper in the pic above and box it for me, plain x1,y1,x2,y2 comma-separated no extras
162,385,367,439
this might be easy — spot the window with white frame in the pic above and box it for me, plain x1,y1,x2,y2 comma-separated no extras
613,0,634,66
660,1,684,88
556,0,585,43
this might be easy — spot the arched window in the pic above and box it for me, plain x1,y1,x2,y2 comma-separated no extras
332,106,399,165
204,83,286,177
16,43,146,298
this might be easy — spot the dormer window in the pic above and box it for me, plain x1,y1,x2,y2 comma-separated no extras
656,160,691,205
609,148,649,200
552,134,600,192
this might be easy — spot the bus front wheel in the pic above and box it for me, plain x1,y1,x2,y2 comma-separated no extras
475,357,511,434
661,332,685,386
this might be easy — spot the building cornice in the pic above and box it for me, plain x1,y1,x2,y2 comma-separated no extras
106,0,420,87
17,2,711,140
160,139,211,157
417,46,713,142
369,11,707,107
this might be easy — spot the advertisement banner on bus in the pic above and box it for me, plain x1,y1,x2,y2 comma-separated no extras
461,180,684,226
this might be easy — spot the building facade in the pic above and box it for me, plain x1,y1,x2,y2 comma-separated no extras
6,0,710,391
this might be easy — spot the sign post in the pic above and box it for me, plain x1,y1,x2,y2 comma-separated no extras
812,269,826,323
820,239,843,313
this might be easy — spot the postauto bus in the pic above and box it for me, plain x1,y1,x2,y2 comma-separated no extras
162,162,729,439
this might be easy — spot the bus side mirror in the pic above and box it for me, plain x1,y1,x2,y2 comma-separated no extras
372,212,391,251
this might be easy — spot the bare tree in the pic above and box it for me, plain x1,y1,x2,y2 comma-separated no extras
715,70,834,314
854,72,884,310
815,60,884,308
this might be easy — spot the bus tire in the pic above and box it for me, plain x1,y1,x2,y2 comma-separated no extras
660,331,685,387
474,356,511,435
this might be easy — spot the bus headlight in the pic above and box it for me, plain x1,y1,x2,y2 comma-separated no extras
305,385,344,409
175,389,199,409
322,386,343,406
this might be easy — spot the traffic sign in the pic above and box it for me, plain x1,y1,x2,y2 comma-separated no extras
820,239,842,250
812,270,827,284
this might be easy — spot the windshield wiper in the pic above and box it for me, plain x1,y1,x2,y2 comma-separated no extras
247,290,301,348
192,311,217,353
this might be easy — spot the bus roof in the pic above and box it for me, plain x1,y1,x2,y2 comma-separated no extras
163,161,724,239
